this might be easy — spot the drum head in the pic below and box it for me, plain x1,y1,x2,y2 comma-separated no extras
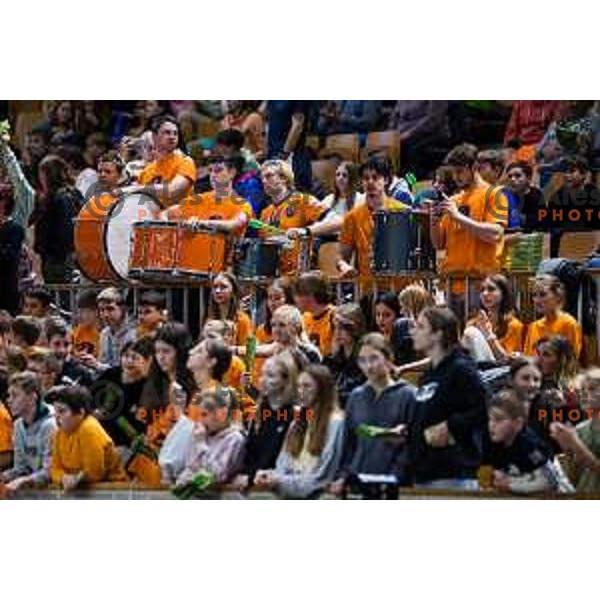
105,193,161,279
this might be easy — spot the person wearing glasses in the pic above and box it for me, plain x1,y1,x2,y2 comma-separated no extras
523,275,582,358
259,159,325,276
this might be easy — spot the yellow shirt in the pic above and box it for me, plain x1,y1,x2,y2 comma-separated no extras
340,197,408,277
499,316,525,355
50,415,127,485
0,404,13,453
138,150,197,206
523,311,583,358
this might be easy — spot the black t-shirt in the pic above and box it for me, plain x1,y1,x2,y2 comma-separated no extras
514,186,545,232
93,367,148,446
487,427,552,476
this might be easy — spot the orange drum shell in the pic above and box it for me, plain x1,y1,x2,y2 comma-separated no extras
177,229,227,275
74,194,119,282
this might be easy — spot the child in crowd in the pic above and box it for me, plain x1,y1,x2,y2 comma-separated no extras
71,290,100,359
487,387,573,494
256,365,345,499
206,272,253,346
171,388,246,490
550,368,600,493
48,385,127,489
293,272,336,358
0,371,56,495
136,290,167,338
233,353,299,490
331,333,417,498
11,316,42,352
524,275,582,358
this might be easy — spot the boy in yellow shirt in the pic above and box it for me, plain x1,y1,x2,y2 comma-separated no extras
48,385,127,490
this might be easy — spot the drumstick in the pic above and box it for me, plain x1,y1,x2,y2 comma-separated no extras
247,218,286,236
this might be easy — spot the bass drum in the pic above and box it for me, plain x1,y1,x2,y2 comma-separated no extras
74,192,161,282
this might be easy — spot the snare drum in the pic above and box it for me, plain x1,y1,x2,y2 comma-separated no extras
233,239,282,280
373,210,436,275
74,192,161,282
129,219,228,281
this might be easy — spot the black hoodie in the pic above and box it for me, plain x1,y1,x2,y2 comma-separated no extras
412,348,488,483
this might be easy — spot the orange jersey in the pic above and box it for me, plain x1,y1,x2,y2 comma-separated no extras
170,191,254,236
340,197,408,277
523,311,583,358
0,404,13,453
303,306,335,357
72,324,101,358
138,150,197,206
260,192,324,275
440,184,507,281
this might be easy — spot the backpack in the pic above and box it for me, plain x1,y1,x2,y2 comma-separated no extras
536,258,597,334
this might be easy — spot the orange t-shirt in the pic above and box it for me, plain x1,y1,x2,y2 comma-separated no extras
303,305,335,357
499,316,525,355
440,184,507,284
170,191,254,236
0,404,13,453
72,324,101,358
339,197,408,277
260,192,324,275
523,311,583,358
138,150,197,206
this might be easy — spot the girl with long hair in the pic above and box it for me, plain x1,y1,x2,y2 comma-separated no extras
233,353,299,491
323,303,367,409
255,364,345,498
206,272,253,346
462,274,524,362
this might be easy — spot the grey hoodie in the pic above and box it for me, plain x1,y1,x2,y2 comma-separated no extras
3,401,57,485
